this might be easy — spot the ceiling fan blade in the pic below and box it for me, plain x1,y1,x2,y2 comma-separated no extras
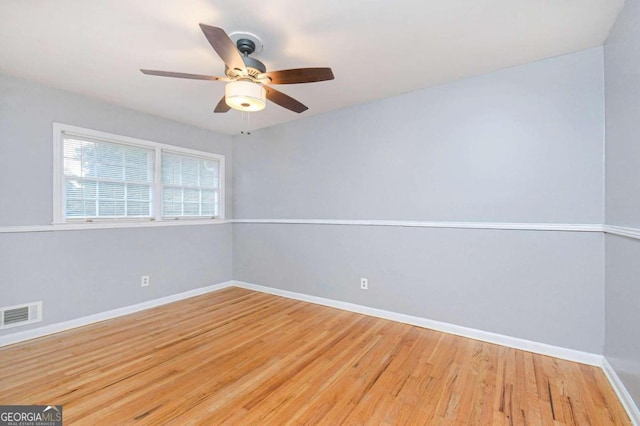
263,68,335,85
199,24,247,74
214,96,231,113
140,69,227,81
264,86,308,113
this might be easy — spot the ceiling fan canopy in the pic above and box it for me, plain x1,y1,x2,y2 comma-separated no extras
141,24,335,114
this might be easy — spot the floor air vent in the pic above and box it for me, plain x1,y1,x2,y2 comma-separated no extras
0,302,42,330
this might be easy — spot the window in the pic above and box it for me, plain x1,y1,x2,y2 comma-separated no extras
63,136,154,219
162,152,220,218
53,123,224,224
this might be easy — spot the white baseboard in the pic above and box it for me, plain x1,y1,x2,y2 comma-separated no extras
0,281,235,348
602,358,640,425
1,278,603,366
232,280,603,366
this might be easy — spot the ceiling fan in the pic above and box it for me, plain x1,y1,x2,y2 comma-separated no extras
141,24,335,114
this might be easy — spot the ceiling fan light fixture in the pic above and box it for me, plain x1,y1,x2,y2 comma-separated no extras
225,81,266,112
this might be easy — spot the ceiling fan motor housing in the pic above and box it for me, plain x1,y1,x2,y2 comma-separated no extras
225,39,267,79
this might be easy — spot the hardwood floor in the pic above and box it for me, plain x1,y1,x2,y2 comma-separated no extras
0,287,630,425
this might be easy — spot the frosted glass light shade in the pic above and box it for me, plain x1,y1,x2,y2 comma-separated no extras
225,81,266,112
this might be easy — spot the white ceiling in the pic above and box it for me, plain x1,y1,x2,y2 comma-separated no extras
0,0,623,135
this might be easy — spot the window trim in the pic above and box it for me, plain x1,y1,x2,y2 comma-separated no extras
52,123,225,225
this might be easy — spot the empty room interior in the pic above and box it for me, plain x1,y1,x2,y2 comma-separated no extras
1,0,639,424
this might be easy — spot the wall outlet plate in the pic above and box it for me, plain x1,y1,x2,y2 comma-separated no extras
360,278,368,290
141,275,150,287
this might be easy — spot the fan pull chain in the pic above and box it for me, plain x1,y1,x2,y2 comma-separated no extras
240,111,252,135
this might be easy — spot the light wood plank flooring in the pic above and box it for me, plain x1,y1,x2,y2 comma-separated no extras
0,287,631,425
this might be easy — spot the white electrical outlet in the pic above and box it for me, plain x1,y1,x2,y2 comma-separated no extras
141,275,150,287
360,277,368,290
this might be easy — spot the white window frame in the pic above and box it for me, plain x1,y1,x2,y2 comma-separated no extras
52,123,225,225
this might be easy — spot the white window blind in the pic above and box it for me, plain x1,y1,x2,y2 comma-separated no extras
63,134,153,219
162,152,220,218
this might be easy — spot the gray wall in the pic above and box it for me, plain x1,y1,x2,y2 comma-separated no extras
604,236,640,405
234,224,604,352
604,0,640,407
0,75,233,335
1,226,232,327
0,75,233,226
234,48,604,223
233,48,606,353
